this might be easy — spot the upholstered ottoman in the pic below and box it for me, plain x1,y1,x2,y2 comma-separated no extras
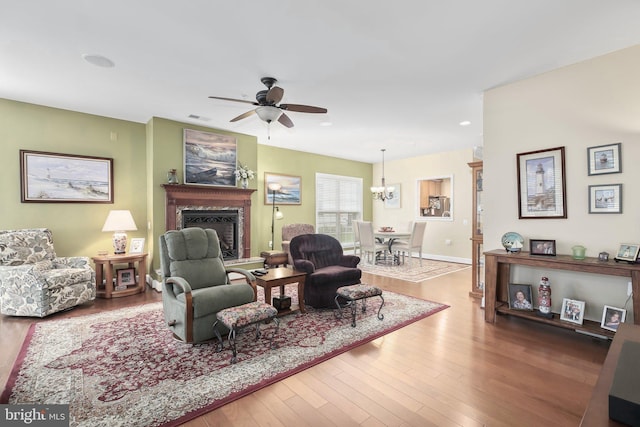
335,284,384,327
260,250,288,268
213,301,279,364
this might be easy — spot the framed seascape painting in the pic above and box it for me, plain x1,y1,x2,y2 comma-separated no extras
183,129,237,186
516,147,566,219
264,173,302,205
587,143,621,176
20,150,113,203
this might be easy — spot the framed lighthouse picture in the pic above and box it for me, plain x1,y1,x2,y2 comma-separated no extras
517,147,566,219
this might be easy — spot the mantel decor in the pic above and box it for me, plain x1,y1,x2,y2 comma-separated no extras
516,146,566,219
20,150,113,203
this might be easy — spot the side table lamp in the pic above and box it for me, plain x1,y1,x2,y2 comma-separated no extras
102,210,138,254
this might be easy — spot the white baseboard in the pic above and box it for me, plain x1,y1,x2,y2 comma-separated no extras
421,253,472,265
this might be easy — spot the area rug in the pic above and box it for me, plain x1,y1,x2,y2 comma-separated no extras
359,258,470,282
1,290,448,427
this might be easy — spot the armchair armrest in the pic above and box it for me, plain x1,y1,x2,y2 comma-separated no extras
226,267,257,300
339,255,361,268
293,259,315,274
165,276,192,297
54,256,91,269
0,264,47,291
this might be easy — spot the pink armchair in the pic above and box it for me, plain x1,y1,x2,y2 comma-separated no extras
281,223,315,266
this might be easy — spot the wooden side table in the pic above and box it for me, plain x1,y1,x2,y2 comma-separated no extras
92,253,148,298
255,267,306,316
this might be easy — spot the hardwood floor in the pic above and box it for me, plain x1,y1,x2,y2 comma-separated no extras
0,267,610,426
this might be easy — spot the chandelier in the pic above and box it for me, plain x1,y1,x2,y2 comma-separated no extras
370,148,395,201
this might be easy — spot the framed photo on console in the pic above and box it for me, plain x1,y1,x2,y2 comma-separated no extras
129,238,145,254
601,305,626,332
508,283,533,311
615,244,639,262
560,298,585,325
529,239,556,256
117,268,136,287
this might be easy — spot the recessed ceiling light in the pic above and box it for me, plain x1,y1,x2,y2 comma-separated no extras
82,54,115,68
459,120,471,126
320,121,332,127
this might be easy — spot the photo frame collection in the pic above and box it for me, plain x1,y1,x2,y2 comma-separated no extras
529,239,556,256
586,142,622,215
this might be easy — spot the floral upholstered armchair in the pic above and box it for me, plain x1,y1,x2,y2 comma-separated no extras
0,228,96,317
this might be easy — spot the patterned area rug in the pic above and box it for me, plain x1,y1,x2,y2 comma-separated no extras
1,290,447,427
359,258,470,282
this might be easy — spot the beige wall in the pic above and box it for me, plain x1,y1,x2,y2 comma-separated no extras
484,44,640,322
373,148,475,263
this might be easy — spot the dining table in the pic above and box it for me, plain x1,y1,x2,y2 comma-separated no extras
373,230,411,264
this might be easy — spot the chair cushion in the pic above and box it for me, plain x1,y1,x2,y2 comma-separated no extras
41,268,94,290
309,265,362,287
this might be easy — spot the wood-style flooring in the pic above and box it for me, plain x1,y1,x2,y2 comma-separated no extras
0,266,610,426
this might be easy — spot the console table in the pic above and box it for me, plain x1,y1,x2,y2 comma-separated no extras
485,250,640,337
580,323,640,426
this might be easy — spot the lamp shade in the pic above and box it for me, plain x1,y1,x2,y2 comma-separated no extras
102,210,138,254
256,106,282,123
102,210,138,232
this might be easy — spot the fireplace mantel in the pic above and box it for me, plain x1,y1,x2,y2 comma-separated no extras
162,184,256,258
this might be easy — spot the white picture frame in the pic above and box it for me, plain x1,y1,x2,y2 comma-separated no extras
560,298,585,325
600,305,626,332
129,238,145,254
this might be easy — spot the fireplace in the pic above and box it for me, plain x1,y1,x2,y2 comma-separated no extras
162,185,256,259
181,209,239,260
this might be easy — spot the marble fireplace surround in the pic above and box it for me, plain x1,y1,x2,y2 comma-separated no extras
162,184,256,259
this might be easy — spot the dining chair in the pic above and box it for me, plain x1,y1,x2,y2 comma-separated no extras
392,221,427,266
352,220,362,257
357,221,388,265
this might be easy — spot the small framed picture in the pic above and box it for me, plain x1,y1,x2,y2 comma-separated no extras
615,244,640,262
601,305,626,332
588,184,622,214
587,143,621,176
560,298,585,325
129,237,145,254
508,283,534,311
117,268,136,287
529,239,556,256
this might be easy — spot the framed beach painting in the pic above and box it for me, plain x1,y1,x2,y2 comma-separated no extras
264,173,301,205
20,150,113,203
183,129,236,186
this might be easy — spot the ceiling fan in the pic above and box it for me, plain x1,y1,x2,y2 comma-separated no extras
209,77,327,128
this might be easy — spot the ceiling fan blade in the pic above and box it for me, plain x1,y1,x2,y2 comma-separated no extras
280,103,327,114
266,86,284,104
208,96,258,106
230,109,256,122
278,112,294,128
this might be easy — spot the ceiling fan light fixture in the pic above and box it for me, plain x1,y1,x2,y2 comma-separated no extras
256,106,282,123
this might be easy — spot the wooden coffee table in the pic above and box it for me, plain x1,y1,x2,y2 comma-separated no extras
255,267,306,316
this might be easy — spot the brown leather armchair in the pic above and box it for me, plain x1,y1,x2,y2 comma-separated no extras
289,234,361,308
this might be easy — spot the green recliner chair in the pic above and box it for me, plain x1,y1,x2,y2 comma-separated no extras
158,227,256,343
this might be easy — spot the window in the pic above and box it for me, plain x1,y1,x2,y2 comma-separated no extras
316,173,363,247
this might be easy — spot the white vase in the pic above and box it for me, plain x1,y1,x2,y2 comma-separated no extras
241,178,248,189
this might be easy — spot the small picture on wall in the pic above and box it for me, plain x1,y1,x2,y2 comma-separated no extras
601,305,626,332
587,143,621,176
560,298,585,325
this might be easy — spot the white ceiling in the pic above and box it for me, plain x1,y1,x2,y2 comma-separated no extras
2,1,640,163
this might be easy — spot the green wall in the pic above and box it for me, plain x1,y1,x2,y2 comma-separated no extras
0,98,147,257
1,98,372,279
